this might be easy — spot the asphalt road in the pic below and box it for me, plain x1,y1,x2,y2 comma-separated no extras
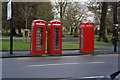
2,54,119,78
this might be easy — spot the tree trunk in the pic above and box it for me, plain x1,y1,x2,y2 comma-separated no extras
59,2,65,37
97,2,108,42
13,28,17,36
74,27,78,37
18,28,21,34
26,15,28,29
60,2,63,22
70,27,74,35
105,29,108,35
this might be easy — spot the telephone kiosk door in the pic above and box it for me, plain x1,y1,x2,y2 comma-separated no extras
30,20,46,54
79,22,94,53
47,20,62,54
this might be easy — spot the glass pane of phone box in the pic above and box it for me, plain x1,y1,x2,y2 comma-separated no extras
53,28,60,50
36,27,44,51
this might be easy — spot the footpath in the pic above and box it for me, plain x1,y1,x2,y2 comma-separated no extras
1,48,119,58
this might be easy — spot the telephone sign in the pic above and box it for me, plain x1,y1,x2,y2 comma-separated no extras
7,0,12,20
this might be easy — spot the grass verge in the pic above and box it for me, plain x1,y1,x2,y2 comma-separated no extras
70,40,113,47
1,42,103,51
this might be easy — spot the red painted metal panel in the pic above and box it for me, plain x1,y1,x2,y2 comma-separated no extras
47,20,62,54
30,20,46,54
79,22,94,53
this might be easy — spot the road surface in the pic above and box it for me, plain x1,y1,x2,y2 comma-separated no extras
2,54,119,78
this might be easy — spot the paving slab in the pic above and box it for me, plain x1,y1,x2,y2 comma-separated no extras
0,49,118,58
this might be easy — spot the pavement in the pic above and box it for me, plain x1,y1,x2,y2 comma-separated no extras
0,48,119,58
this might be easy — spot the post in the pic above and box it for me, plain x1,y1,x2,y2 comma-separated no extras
113,2,118,52
7,0,13,55
10,18,13,55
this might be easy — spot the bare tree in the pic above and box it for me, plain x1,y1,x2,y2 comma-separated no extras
87,2,102,26
55,0,68,22
2,2,54,36
13,2,37,29
64,2,87,37
36,2,54,22
54,0,69,36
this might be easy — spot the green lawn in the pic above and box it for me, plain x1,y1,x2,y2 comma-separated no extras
1,42,30,51
70,40,113,47
70,35,114,47
94,41,113,46
1,34,116,51
1,42,102,51
0,36,23,39
63,34,75,38
1,42,79,51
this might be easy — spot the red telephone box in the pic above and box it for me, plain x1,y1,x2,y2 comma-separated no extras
47,20,62,54
79,22,94,53
30,20,46,54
